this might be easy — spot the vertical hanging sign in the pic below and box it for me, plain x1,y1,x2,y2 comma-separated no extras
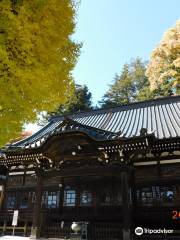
12,210,18,226
12,210,18,235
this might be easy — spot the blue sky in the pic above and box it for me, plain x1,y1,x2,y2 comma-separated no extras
72,0,180,105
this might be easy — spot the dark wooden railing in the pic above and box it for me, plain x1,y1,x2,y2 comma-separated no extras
41,221,123,240
0,210,33,236
0,205,179,239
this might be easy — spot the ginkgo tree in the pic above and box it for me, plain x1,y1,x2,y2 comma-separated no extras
0,0,81,145
146,19,180,95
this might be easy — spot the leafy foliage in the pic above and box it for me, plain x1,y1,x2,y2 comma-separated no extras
146,19,180,95
100,58,150,108
49,84,93,116
0,0,81,145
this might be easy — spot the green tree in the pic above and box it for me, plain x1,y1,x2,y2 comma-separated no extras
0,0,81,145
146,19,180,95
100,58,150,108
50,84,93,116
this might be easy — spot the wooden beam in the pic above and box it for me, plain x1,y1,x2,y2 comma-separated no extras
43,165,123,179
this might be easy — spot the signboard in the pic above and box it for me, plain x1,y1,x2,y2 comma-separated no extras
12,210,18,226
61,221,64,228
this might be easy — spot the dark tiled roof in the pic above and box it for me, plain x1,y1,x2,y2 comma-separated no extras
7,96,180,149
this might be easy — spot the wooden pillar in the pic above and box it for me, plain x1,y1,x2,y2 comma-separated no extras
0,185,5,210
93,187,99,216
0,167,7,235
0,166,7,210
174,184,180,205
24,220,27,236
30,168,43,239
76,185,81,216
59,178,64,215
3,219,7,234
131,166,137,208
22,168,27,186
121,168,131,240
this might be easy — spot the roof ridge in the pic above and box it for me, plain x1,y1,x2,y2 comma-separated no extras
50,95,180,120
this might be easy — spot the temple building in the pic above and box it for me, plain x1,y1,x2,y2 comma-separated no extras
0,95,180,240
